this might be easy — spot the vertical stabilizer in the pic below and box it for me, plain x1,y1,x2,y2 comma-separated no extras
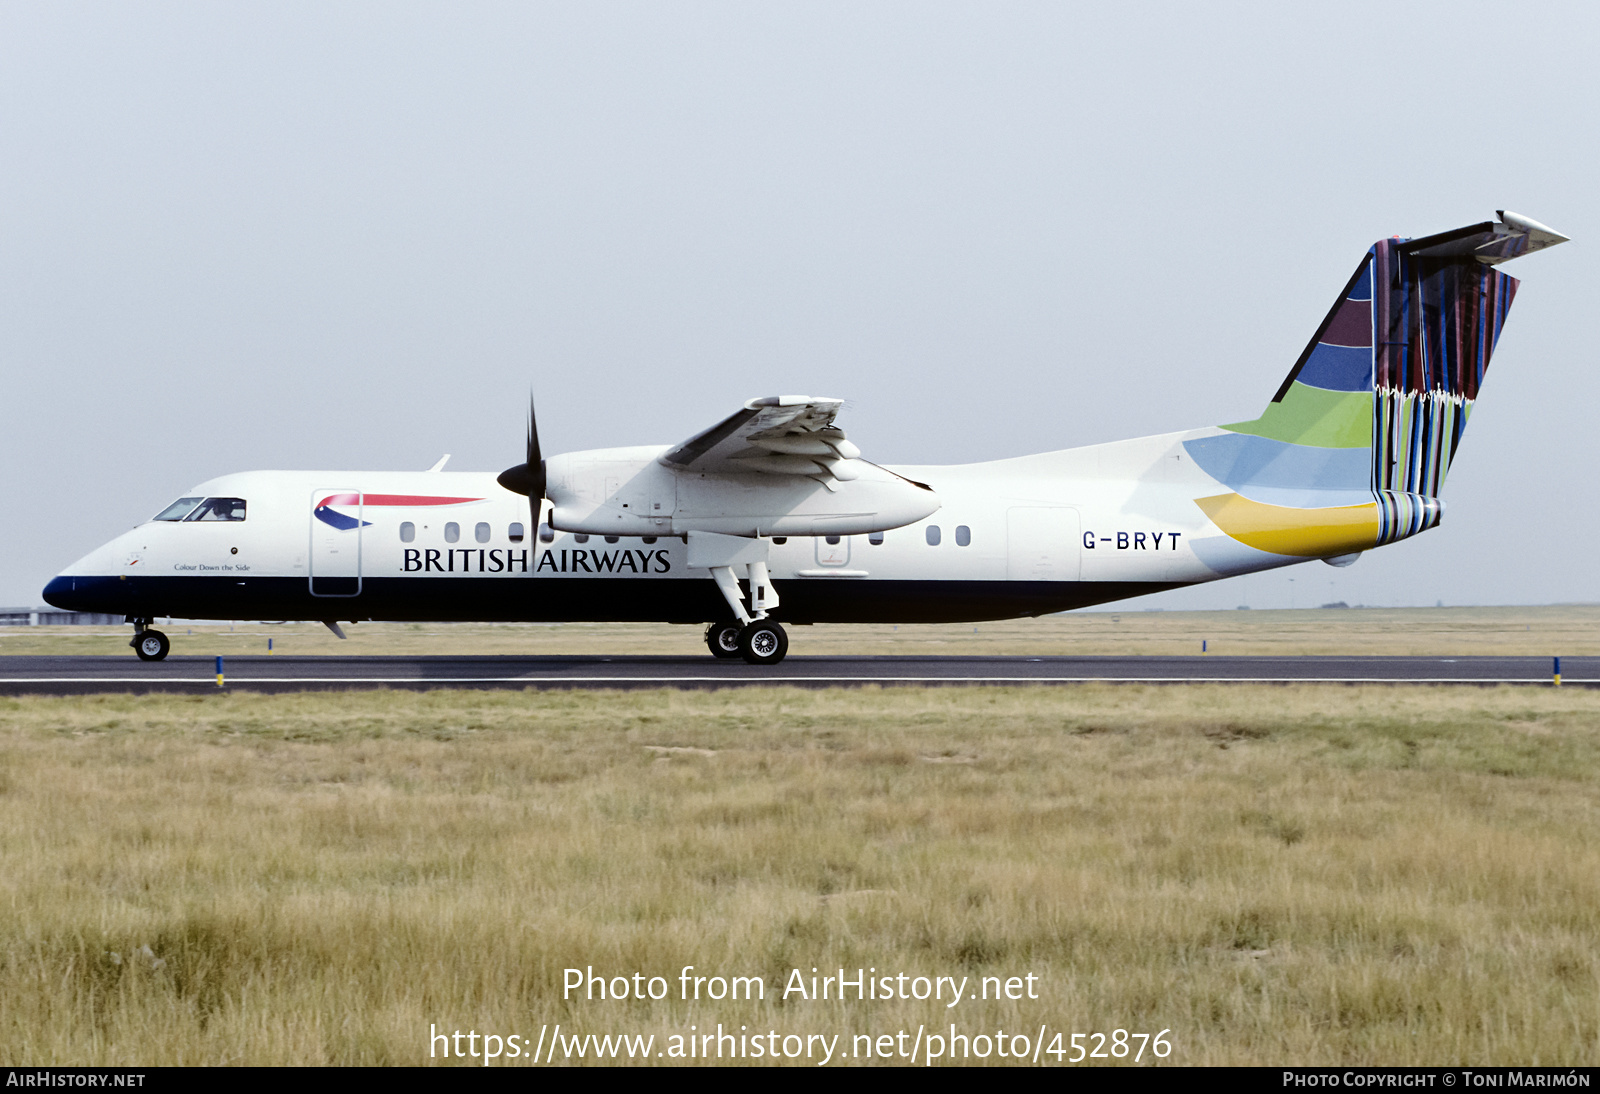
1186,211,1565,557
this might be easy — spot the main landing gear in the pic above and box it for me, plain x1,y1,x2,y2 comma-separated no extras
694,531,790,665
704,619,789,666
705,622,743,659
737,619,788,665
129,618,170,661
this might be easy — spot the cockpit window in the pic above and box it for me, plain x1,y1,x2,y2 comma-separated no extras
152,497,204,521
185,497,247,522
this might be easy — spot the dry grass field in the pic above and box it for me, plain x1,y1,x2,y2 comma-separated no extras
3,603,1599,659
2,684,1598,1066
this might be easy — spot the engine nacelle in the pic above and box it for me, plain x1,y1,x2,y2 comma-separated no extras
544,446,940,537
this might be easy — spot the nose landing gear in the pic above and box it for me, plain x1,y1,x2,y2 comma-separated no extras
129,619,170,662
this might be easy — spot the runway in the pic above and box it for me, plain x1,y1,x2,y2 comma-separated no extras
0,654,1588,694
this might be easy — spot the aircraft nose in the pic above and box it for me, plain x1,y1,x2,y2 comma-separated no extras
42,575,90,611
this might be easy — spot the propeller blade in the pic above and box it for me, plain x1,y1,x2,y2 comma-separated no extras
497,395,547,529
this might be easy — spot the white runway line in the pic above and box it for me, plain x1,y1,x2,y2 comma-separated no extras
3,675,1595,686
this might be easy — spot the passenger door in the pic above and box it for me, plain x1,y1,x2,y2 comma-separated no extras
310,488,363,597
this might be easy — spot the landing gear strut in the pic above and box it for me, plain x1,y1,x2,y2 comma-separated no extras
129,619,170,662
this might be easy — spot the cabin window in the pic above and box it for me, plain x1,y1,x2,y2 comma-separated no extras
772,537,787,545
444,522,460,543
604,535,619,544
475,522,491,544
642,536,657,544
152,497,203,521
187,497,247,522
574,533,589,544
509,523,525,543
400,522,415,543
926,525,941,546
868,531,884,545
538,523,555,543
823,534,840,545
956,525,971,547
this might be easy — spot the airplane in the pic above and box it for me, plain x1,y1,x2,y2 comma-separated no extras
43,211,1568,665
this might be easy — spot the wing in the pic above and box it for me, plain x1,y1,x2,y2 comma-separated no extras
659,396,867,483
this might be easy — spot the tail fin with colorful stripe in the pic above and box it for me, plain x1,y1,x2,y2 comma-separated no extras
1186,211,1568,559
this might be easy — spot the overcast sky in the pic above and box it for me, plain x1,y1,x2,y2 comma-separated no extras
3,2,1594,611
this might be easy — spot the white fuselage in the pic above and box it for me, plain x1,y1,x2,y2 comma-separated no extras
45,425,1305,626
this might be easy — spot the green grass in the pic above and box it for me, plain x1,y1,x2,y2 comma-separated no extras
2,685,1599,1065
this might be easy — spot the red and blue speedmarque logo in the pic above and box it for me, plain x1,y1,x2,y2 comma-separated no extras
313,494,485,531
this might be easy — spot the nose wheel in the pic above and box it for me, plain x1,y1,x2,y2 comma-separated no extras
132,629,170,662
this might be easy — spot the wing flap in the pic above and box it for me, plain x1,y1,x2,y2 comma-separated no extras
660,396,865,482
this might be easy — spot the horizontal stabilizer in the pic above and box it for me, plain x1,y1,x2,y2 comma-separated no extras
1401,210,1569,266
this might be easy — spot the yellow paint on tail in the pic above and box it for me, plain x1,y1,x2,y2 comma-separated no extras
1195,493,1380,558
